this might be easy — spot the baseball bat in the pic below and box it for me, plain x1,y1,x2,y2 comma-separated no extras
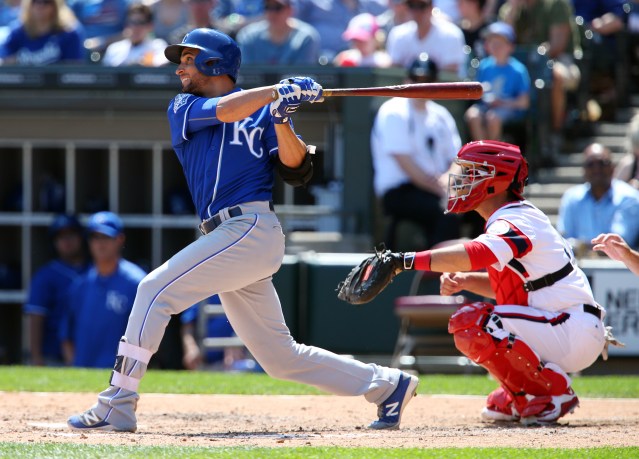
320,82,483,100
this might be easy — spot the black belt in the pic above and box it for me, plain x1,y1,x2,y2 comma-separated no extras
199,201,274,235
583,304,602,319
523,261,574,292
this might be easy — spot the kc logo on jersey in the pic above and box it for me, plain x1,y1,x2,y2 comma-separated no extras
230,117,264,158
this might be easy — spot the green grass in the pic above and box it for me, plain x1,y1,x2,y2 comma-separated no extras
0,444,637,459
0,366,637,398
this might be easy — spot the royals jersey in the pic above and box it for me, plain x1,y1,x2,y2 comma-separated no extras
167,89,281,220
60,259,146,368
474,200,596,312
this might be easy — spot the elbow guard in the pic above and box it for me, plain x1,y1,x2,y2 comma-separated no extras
275,147,314,187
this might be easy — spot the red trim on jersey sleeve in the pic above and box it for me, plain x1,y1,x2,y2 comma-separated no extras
464,241,498,270
414,250,432,271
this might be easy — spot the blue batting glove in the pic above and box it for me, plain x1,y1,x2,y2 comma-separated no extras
281,77,323,103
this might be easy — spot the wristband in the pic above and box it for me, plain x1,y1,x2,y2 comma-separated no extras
414,250,432,271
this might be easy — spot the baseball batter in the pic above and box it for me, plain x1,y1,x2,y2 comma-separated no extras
68,28,418,432
340,140,612,424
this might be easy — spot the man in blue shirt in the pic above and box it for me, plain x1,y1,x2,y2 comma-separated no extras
60,211,146,368
558,142,639,252
24,214,89,366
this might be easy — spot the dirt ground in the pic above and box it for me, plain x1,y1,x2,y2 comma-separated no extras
2,391,639,449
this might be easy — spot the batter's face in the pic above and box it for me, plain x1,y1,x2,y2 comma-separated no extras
175,48,210,96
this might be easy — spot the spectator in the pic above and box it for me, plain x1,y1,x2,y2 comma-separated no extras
236,0,320,65
377,0,412,36
457,0,490,59
151,0,189,43
294,0,387,62
386,0,467,78
592,232,639,276
434,0,461,22
614,113,639,190
464,21,530,141
572,0,629,119
334,12,391,67
0,0,85,65
68,0,130,60
371,54,462,250
180,297,261,371
0,0,21,42
557,143,639,253
216,0,264,37
60,211,146,368
23,214,89,366
499,0,582,155
102,3,168,66
168,0,219,44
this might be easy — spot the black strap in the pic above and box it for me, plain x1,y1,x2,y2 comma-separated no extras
523,261,574,292
200,202,274,235
583,304,602,319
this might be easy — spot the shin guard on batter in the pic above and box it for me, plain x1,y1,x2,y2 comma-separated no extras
110,337,153,393
448,302,570,414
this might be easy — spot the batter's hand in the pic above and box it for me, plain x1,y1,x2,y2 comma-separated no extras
271,83,301,124
280,77,323,103
440,272,465,296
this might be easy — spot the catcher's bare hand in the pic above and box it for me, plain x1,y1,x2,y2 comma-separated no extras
440,272,466,296
336,245,414,304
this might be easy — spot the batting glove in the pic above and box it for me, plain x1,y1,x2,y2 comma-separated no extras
271,83,301,124
280,77,323,103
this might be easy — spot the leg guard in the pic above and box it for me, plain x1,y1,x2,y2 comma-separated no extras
449,303,570,413
109,337,153,393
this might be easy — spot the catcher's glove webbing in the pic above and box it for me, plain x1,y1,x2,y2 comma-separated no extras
336,245,414,304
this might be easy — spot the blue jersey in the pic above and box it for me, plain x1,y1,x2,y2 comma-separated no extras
0,24,85,64
60,259,146,368
24,260,89,362
167,89,281,220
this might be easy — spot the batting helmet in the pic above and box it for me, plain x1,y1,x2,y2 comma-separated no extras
408,53,438,83
446,140,528,214
164,28,241,82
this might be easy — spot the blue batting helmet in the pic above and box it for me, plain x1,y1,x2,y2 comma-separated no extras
165,28,241,82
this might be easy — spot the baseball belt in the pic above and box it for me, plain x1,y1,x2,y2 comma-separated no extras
199,201,275,235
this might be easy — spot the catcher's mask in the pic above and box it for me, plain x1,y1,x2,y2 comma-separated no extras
164,28,242,82
446,140,528,214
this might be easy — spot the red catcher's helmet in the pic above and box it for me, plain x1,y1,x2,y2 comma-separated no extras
446,140,528,214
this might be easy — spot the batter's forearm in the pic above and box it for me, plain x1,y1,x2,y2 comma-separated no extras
216,86,276,123
275,124,307,168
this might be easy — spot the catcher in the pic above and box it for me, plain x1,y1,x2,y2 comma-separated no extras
338,140,614,424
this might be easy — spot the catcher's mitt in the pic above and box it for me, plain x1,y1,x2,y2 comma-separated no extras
336,245,408,304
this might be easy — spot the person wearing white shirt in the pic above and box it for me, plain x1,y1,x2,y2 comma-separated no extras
386,0,467,78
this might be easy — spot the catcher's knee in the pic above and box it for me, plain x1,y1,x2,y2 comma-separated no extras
448,302,496,362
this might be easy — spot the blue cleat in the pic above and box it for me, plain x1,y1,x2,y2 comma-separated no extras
67,408,136,433
368,372,419,430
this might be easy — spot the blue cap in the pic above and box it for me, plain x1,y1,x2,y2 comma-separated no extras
483,21,515,43
87,211,123,238
49,214,82,238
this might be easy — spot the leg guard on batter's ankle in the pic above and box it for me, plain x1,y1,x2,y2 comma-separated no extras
449,302,570,412
109,337,153,393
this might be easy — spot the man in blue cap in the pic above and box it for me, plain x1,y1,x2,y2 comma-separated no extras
60,211,146,368
24,214,89,366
